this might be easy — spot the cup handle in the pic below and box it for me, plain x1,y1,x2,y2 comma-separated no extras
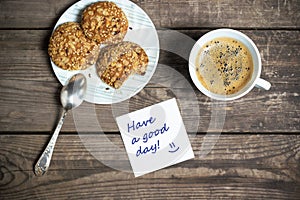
255,78,271,90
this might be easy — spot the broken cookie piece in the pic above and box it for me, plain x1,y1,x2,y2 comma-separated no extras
96,41,149,89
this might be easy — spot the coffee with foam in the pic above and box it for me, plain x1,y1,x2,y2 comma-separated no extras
195,37,253,95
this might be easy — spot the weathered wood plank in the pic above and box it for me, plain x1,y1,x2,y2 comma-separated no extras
0,0,77,29
1,1,299,199
0,0,299,29
0,29,299,132
0,134,299,199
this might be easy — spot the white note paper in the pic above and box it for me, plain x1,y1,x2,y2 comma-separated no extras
116,98,194,177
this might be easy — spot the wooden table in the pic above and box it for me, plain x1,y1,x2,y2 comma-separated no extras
0,0,299,199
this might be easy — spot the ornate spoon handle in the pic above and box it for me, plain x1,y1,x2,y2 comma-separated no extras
34,109,68,176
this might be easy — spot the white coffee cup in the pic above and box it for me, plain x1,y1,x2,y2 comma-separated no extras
189,29,271,101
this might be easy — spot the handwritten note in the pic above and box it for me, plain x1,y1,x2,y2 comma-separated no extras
116,98,194,177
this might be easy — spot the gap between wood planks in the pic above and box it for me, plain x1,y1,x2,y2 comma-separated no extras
0,27,299,31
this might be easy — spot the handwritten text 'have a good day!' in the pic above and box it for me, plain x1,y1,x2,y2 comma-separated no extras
128,117,170,157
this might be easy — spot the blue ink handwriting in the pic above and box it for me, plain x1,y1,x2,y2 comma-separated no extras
127,116,171,158
168,142,179,153
136,140,160,157
142,123,169,143
132,137,140,145
133,123,169,157
127,116,156,133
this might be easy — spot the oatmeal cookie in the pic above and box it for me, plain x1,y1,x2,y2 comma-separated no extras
81,1,128,44
48,22,99,70
96,41,149,89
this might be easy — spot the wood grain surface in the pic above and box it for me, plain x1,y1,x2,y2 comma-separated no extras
0,0,299,199
0,29,299,132
0,134,299,199
0,0,299,29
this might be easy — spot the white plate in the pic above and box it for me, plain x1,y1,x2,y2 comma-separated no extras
51,0,159,104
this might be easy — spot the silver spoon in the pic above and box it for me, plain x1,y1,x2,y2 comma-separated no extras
34,73,87,176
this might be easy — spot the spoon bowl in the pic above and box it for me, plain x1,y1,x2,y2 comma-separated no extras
34,73,86,176
60,73,86,110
